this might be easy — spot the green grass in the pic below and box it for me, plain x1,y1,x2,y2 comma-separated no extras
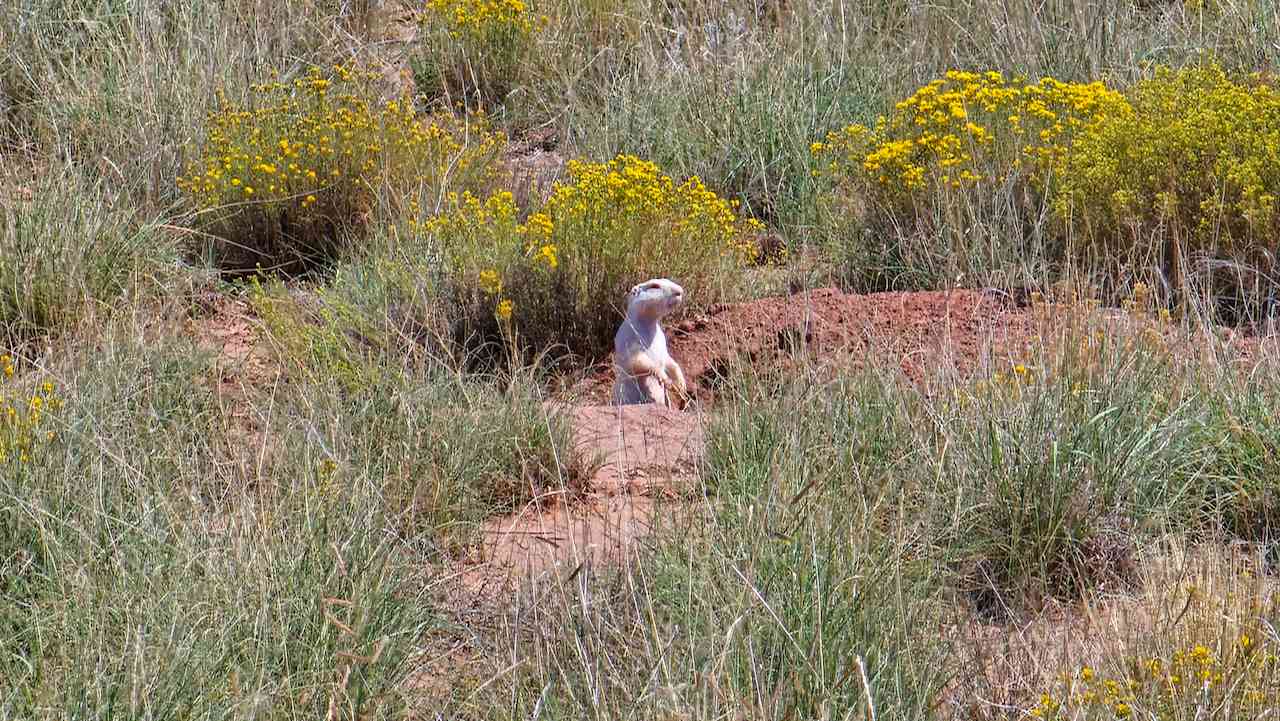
0,304,592,717
243,265,595,542
441,366,948,719
0,330,426,718
0,163,178,345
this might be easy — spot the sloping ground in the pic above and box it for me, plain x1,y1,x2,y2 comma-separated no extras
185,285,1277,596
463,288,1044,593
581,286,1277,405
456,403,705,595
507,287,1280,594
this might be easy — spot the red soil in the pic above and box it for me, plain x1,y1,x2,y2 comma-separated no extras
675,286,1036,385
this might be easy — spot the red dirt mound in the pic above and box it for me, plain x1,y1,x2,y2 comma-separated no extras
576,287,1038,404
678,286,1035,381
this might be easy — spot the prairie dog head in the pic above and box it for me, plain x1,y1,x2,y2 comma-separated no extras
624,278,685,322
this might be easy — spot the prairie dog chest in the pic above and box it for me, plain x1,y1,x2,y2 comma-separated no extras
614,318,667,361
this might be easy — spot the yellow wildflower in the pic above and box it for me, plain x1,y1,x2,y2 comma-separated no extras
479,269,502,294
538,244,558,269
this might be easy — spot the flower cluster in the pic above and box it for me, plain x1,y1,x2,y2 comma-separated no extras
417,0,546,106
423,0,539,39
410,190,528,322
0,373,62,466
178,65,505,269
541,154,762,266
409,154,759,358
814,70,1126,194
817,64,1280,297
1032,636,1280,719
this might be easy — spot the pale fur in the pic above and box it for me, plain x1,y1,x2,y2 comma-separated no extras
612,278,689,408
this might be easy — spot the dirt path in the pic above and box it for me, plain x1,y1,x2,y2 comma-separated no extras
187,292,281,463
456,403,706,594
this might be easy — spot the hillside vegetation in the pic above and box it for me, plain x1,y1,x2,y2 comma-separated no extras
3,0,1280,718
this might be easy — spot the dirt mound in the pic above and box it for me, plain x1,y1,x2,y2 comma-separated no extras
573,287,1037,404
680,286,1033,381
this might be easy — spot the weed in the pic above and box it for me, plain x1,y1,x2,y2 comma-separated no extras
0,165,174,344
1031,587,1280,720
247,275,590,539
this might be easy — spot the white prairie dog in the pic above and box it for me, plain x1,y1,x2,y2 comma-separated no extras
612,278,689,409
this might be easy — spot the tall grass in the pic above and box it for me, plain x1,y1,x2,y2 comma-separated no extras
0,163,176,345
0,308,589,717
0,330,427,718
450,366,950,719
245,267,594,539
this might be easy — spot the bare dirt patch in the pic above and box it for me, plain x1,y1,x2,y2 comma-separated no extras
457,403,705,595
570,403,704,495
185,292,280,458
680,286,1036,382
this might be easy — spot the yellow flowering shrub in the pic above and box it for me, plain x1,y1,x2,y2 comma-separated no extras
411,154,761,360
426,0,536,37
818,64,1280,310
814,70,1127,288
1056,64,1280,280
416,0,546,106
0,375,62,468
178,65,505,275
1031,636,1280,719
816,70,1125,201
